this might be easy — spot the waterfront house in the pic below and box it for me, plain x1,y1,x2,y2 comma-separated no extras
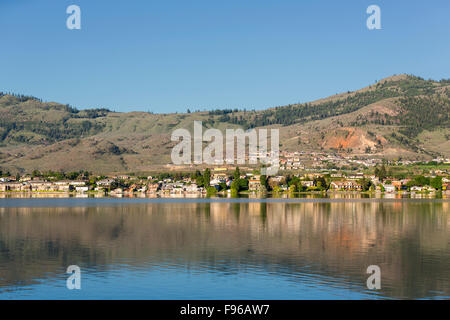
267,176,285,189
75,186,89,193
330,181,363,191
170,183,185,194
401,179,411,186
111,188,123,194
0,182,28,192
409,185,437,192
409,185,435,192
147,183,160,193
161,182,184,193
383,184,396,193
300,180,315,188
248,175,261,191
137,186,147,192
126,184,138,193
53,181,73,192
185,183,201,193
29,181,54,191
97,178,115,189
212,173,227,181
69,181,87,187
391,180,403,190
160,183,171,192
330,181,344,190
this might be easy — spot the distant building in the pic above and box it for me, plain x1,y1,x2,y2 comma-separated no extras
53,181,73,192
96,178,115,189
75,186,89,193
111,188,123,194
212,173,227,181
383,184,396,193
330,181,362,191
248,175,261,191
147,183,160,193
69,181,87,187
391,180,403,190
0,182,30,192
300,180,315,188
185,184,201,193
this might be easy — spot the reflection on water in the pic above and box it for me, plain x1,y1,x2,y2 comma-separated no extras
0,199,449,299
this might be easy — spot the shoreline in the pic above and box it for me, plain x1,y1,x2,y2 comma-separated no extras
0,190,448,199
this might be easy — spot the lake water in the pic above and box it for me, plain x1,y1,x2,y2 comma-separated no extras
0,197,449,299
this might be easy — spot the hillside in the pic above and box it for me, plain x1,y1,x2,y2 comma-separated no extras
0,74,449,174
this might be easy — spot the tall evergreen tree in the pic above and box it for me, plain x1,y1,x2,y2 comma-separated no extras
203,168,211,187
233,167,240,180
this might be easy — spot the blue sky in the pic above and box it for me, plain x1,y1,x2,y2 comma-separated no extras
0,0,449,113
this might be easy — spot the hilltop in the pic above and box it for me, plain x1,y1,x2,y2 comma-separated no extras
0,74,449,174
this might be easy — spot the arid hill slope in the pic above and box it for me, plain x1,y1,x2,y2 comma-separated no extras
1,75,449,174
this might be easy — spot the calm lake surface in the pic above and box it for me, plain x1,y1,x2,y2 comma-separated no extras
0,197,449,299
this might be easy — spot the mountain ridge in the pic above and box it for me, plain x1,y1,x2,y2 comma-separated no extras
1,74,449,174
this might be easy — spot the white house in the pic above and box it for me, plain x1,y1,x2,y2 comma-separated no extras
383,184,396,193
75,186,89,193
